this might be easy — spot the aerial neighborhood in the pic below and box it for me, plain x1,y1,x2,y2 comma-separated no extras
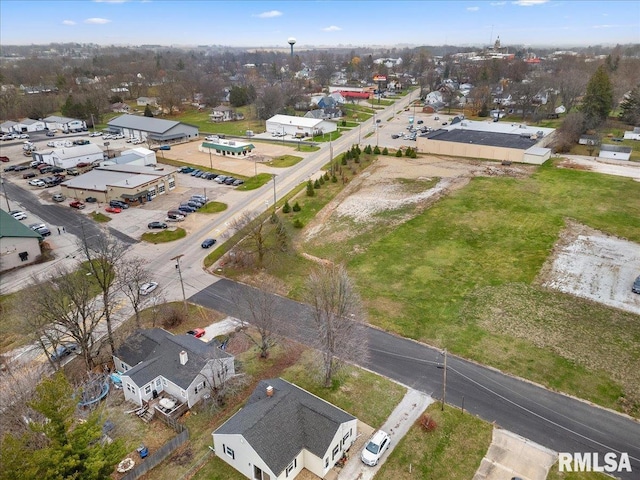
0,2,639,479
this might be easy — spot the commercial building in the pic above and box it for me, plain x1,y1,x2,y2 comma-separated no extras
0,210,43,272
107,115,199,145
101,147,157,167
60,163,177,204
417,119,555,165
33,144,105,169
200,138,255,157
266,114,337,138
42,115,86,132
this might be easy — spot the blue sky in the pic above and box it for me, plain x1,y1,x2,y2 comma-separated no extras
1,0,638,48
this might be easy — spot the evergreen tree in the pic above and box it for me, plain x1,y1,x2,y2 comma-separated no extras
619,85,640,126
314,178,321,189
373,145,381,154
306,180,315,197
382,147,389,155
293,201,301,212
144,104,154,117
395,149,403,157
283,200,291,213
581,65,613,129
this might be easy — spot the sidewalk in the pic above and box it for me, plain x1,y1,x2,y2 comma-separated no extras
336,388,433,480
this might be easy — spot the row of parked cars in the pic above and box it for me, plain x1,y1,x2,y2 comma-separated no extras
178,166,244,186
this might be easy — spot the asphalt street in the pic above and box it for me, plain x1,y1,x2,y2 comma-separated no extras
190,278,640,479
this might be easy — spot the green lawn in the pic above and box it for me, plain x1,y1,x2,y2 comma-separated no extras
141,227,187,243
90,212,111,222
547,464,612,480
198,201,227,214
265,155,303,168
375,404,492,480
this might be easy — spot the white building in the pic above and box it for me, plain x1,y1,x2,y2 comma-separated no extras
0,210,43,272
42,115,86,132
34,144,105,169
266,114,337,138
623,127,640,141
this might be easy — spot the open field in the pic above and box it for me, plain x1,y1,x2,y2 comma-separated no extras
234,154,640,416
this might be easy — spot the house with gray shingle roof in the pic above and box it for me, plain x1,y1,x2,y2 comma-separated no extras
114,328,235,409
213,378,357,480
0,209,43,272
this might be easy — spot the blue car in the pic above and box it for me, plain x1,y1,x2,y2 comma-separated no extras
201,238,217,249
159,145,171,150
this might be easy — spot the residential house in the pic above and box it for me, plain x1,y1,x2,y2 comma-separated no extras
114,328,235,409
110,102,130,113
137,97,158,107
213,378,357,480
578,134,600,146
0,209,43,272
304,107,342,121
209,105,239,122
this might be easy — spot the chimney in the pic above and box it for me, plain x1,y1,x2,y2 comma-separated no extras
179,350,188,365
266,385,273,397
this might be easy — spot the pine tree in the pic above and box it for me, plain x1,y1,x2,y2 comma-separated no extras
395,149,403,157
619,85,640,126
373,145,381,154
293,201,301,212
283,200,291,213
144,104,154,117
581,65,613,129
382,147,389,155
314,178,321,189
306,179,315,197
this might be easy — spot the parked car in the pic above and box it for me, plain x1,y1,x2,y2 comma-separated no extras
0,156,10,163
14,165,28,172
232,179,244,186
66,167,79,176
201,238,217,249
70,201,85,209
3,166,16,172
29,179,45,187
166,214,185,222
633,275,640,294
179,166,194,174
46,131,56,137
50,343,78,361
214,175,228,184
190,169,202,176
109,200,128,209
10,210,27,220
139,282,158,296
224,177,237,185
191,195,208,202
35,227,51,237
22,172,36,179
361,430,391,466
177,205,196,214
85,196,98,203
89,131,103,137
52,193,65,202
148,221,168,229
158,145,171,150
187,328,206,338
105,206,121,213
168,209,187,217
417,120,424,124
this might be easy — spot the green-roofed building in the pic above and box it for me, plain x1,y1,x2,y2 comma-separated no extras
201,139,255,156
0,209,43,272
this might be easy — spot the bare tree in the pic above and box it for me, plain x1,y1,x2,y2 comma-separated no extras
229,210,270,267
233,278,281,358
304,264,368,388
78,231,128,355
28,266,104,371
119,255,150,328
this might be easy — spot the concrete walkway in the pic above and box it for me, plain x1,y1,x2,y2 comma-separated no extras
336,388,433,480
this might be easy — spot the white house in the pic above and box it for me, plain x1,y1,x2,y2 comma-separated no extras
213,378,357,480
266,114,337,138
0,210,43,272
114,328,235,409
137,96,158,107
623,127,640,141
33,144,105,169
42,115,86,132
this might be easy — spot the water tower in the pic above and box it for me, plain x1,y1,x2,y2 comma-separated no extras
288,37,296,57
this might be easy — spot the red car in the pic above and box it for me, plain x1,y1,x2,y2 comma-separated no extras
70,201,85,209
0,156,9,163
187,328,206,338
105,206,121,213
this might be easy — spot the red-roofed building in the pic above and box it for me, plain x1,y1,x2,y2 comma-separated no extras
339,91,371,100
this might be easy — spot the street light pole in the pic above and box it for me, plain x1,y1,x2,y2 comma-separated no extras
272,175,277,214
208,148,212,170
171,254,188,314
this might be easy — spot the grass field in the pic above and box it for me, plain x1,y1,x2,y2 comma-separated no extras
141,227,187,243
375,404,492,480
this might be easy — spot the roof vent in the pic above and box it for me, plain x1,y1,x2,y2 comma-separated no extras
266,385,274,397
179,350,188,365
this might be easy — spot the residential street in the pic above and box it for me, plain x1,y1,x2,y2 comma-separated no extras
189,278,640,480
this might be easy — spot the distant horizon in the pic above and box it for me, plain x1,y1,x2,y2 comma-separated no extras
1,0,638,49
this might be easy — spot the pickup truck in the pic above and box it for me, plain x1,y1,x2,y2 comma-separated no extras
69,201,86,209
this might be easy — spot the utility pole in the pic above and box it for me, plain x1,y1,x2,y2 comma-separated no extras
171,254,188,314
442,348,447,411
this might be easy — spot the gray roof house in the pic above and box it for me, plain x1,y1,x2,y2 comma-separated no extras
0,209,43,272
107,114,199,144
114,328,235,409
213,378,357,480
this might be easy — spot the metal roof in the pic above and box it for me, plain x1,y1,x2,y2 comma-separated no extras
0,209,42,240
202,141,254,153
108,114,180,134
267,114,324,128
425,128,541,150
53,144,103,159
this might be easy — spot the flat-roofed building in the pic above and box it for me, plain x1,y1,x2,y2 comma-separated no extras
107,114,199,145
266,114,337,138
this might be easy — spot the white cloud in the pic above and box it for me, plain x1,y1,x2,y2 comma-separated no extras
322,25,342,32
84,18,111,24
490,1,507,5
467,6,480,11
62,20,76,26
512,0,549,6
254,10,282,18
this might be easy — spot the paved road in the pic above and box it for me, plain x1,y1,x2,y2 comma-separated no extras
190,278,640,480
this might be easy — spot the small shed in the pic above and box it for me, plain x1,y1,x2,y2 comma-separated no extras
599,144,632,161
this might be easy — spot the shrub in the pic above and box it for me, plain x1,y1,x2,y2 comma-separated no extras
373,145,381,154
419,414,438,432
292,202,301,212
160,304,187,328
331,175,338,183
293,219,304,228
282,201,291,213
395,149,403,157
323,172,329,181
314,179,321,189
306,180,315,197
319,176,325,185
382,147,389,155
